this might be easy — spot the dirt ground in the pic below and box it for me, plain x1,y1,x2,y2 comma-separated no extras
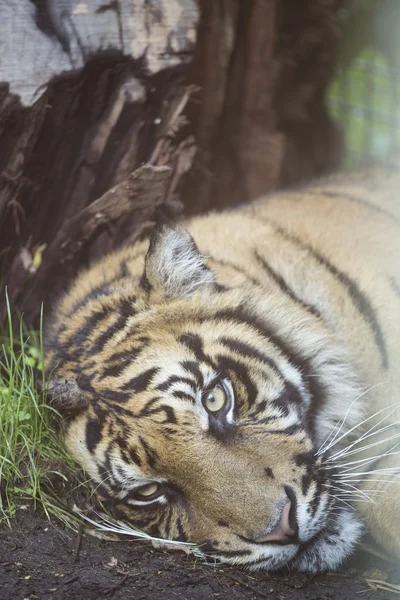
0,508,399,600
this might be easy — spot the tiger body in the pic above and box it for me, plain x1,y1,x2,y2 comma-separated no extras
45,161,400,572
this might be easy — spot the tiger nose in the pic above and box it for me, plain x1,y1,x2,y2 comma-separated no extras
254,489,298,544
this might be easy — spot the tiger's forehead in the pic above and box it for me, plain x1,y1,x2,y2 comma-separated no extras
90,326,287,410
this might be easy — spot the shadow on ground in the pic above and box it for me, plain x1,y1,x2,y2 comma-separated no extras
0,508,399,600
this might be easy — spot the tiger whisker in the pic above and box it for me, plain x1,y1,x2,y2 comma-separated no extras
335,485,386,497
328,496,363,509
317,393,366,455
333,478,400,484
324,483,376,503
333,467,400,477
327,412,400,462
320,395,394,458
328,490,377,504
329,416,400,456
323,449,400,471
327,433,400,463
339,451,400,471
316,382,389,455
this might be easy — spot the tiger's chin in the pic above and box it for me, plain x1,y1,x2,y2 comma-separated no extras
289,507,364,573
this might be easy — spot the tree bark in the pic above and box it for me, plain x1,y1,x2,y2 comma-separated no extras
185,0,346,212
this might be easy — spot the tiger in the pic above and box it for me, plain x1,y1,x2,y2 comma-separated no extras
44,159,400,573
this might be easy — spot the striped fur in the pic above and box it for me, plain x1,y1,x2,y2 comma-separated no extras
45,160,400,572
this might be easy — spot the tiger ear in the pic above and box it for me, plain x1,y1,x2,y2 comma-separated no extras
140,220,215,302
43,374,88,415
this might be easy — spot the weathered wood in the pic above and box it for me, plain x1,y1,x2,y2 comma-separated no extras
0,0,345,325
0,65,195,323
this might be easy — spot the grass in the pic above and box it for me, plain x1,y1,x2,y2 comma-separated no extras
0,295,84,527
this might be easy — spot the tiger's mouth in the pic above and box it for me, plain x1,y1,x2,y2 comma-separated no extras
199,483,364,573
216,507,361,573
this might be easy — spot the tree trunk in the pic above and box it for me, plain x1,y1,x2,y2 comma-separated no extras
0,0,345,325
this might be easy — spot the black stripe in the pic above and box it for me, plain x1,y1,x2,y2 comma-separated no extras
103,446,119,490
180,360,204,387
311,248,388,367
301,473,312,496
82,360,96,371
138,397,178,424
137,396,158,416
175,517,188,542
220,338,304,414
158,404,178,424
88,315,125,355
67,286,115,317
86,416,104,453
248,399,267,418
295,451,314,467
128,445,142,467
179,333,215,366
309,189,400,227
215,307,307,377
118,297,137,318
254,250,322,319
208,257,262,287
157,375,197,393
88,299,138,356
272,383,303,414
216,354,258,409
65,305,112,351
164,508,174,539
172,390,195,403
219,337,279,375
92,399,134,420
264,219,388,369
138,436,158,469
100,348,142,380
122,367,159,393
100,362,129,380
99,389,131,403
114,435,132,465
77,373,96,395
139,271,152,293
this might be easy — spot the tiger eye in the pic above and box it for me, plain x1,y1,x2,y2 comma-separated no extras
203,385,228,414
136,482,160,498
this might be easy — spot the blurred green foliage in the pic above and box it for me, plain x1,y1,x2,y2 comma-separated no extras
328,0,400,167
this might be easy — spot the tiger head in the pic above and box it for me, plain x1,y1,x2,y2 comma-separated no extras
46,222,364,573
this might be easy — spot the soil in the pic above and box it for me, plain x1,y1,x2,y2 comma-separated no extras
0,508,399,600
